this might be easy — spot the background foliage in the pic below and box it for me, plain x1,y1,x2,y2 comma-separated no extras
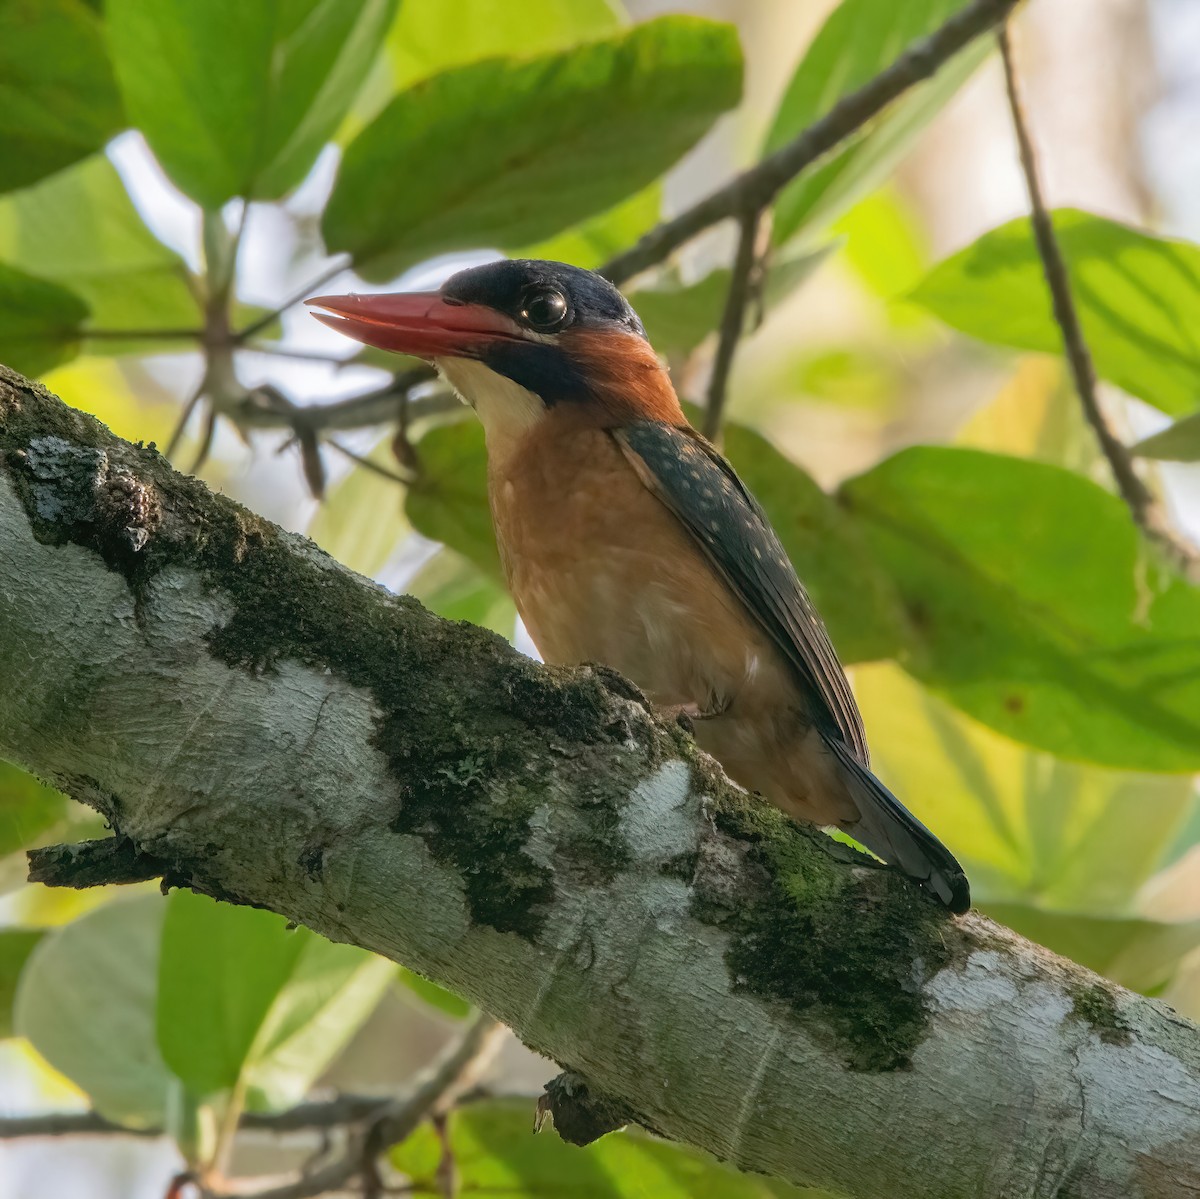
0,0,1197,1195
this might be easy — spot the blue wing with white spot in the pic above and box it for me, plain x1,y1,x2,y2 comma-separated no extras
613,421,869,764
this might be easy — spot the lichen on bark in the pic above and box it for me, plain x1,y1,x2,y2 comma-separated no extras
0,368,650,939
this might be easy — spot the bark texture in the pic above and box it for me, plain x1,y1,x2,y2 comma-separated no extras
0,367,1197,1198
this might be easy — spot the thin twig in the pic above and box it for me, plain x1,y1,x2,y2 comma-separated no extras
998,24,1199,576
600,0,1019,286
702,209,764,441
327,438,415,485
164,378,207,460
207,1013,507,1199
0,1095,392,1140
82,328,206,342
227,371,443,435
224,0,1012,348
239,343,359,364
236,257,353,343
189,404,219,474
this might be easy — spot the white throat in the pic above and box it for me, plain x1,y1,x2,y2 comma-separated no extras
435,357,545,462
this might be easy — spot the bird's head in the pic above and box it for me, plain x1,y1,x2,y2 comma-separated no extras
308,259,682,452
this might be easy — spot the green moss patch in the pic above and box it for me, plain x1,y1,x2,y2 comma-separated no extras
693,788,961,1071
0,372,647,939
1068,982,1133,1046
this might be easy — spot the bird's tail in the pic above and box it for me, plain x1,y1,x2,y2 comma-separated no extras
826,736,970,914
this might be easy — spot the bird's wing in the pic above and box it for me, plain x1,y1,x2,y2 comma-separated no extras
613,421,869,764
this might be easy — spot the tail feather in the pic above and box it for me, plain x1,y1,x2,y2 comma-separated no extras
826,736,970,914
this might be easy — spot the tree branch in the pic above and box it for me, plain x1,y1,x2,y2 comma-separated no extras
1,367,1198,1199
224,370,444,437
997,24,1200,579
0,1095,390,1140
702,208,764,442
217,0,1017,346
206,1014,506,1199
600,0,1021,286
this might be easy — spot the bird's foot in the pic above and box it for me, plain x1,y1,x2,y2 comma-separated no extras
660,693,729,732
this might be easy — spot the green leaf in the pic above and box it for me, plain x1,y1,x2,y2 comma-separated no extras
631,248,830,357
0,155,199,350
1131,411,1200,462
392,1098,826,1197
912,210,1200,417
325,17,743,279
765,0,987,244
0,761,68,859
721,424,906,664
16,894,172,1126
156,890,393,1107
397,966,472,1020
404,420,500,580
519,183,661,272
855,663,1197,912
387,0,623,88
0,262,89,377
406,548,517,637
834,186,931,316
105,0,398,207
0,929,42,1038
0,0,124,194
955,358,1098,472
841,447,1200,771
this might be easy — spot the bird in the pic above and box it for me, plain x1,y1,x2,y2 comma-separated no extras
308,259,969,913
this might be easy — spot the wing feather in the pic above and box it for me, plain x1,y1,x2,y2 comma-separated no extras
613,422,868,763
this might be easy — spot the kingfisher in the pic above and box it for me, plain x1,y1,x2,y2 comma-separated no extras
309,259,969,913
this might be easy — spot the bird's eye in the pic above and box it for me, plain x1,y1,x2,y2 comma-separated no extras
520,288,569,332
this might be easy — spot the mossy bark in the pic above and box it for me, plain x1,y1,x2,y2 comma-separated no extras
1,367,1198,1198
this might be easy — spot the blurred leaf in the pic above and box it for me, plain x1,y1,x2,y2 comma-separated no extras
308,435,409,578
325,18,743,279
407,548,517,636
981,902,1200,994
783,347,899,409
956,358,1097,473
40,356,181,449
397,966,472,1020
3,874,121,928
834,187,929,301
392,1098,825,1197
632,248,830,357
722,424,906,664
632,272,733,357
842,448,1200,771
520,183,661,271
1161,948,1200,1024
388,0,623,88
1131,411,1200,462
157,890,393,1108
0,262,89,376
912,210,1200,417
16,894,171,1126
0,761,68,859
405,420,500,579
765,0,987,244
0,929,42,1038
0,760,83,897
0,154,199,351
105,0,398,207
856,663,1197,913
0,0,124,194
